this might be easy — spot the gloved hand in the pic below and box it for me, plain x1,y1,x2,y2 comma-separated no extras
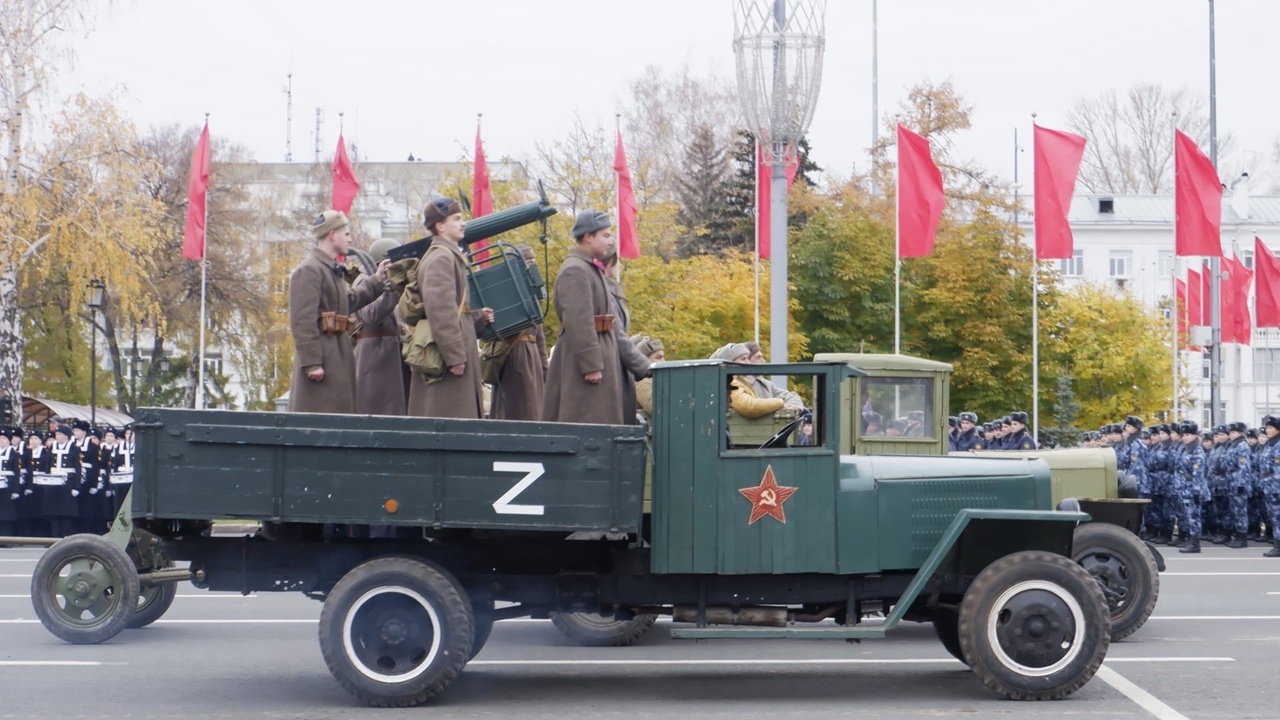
70,489,80,497
89,486,99,495
9,493,17,501
22,488,32,496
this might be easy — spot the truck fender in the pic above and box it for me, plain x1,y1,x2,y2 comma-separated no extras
1143,541,1167,572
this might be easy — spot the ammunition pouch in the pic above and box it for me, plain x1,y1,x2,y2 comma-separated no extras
593,314,616,333
319,312,356,335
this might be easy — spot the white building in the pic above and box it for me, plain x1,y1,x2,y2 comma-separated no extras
1022,193,1280,426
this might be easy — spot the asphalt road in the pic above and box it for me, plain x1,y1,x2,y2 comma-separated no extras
1,543,1278,719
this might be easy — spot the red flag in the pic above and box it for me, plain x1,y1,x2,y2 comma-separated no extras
1223,255,1253,344
470,124,495,260
1255,237,1280,329
756,144,799,259
614,129,640,259
1032,124,1086,259
1174,129,1223,257
896,125,945,258
331,133,359,214
1176,278,1189,343
1187,267,1203,327
181,122,211,261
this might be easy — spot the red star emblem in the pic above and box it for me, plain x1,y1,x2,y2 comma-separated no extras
738,465,798,525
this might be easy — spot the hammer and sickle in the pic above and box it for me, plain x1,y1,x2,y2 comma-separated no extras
760,489,777,506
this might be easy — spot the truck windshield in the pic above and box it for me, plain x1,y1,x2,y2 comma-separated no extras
859,377,934,439
724,372,820,450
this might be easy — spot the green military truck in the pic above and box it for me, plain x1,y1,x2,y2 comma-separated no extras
26,360,1113,707
805,352,1159,641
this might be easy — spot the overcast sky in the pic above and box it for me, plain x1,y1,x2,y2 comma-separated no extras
59,0,1280,187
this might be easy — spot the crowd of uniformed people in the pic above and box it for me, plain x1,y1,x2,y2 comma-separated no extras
947,411,1038,451
0,418,135,539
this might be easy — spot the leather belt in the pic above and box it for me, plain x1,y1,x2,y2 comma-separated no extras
507,331,538,344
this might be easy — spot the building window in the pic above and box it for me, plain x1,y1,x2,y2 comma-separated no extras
1109,250,1132,278
1059,250,1084,277
1203,356,1211,380
1158,250,1174,278
1255,348,1280,383
1243,250,1254,270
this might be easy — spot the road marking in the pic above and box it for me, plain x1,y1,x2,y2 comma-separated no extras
0,559,39,563
0,661,107,667
1096,665,1190,720
1152,615,1280,620
0,619,313,624
0,594,254,599
0,574,31,578
467,657,1229,667
1162,572,1280,576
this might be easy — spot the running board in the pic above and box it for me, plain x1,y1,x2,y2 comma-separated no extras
669,626,887,640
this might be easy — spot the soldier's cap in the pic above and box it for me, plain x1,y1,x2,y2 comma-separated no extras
1180,420,1199,435
1167,424,1181,435
571,209,611,240
1264,415,1277,427
7,427,22,441
947,415,957,427
1229,421,1247,433
26,429,43,442
71,419,91,433
1139,430,1151,440
102,426,118,437
745,341,762,357
1009,411,1028,424
1201,431,1213,440
711,343,750,362
1000,416,1012,426
1266,416,1280,432
1213,424,1229,435
422,198,462,233
958,411,978,424
122,423,133,433
1153,424,1168,434
630,334,663,357
1123,415,1143,431
312,210,350,240
54,424,72,439
368,238,400,263
1246,428,1259,439
865,412,884,426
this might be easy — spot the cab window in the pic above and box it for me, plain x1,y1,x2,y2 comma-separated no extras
859,377,934,439
724,372,822,450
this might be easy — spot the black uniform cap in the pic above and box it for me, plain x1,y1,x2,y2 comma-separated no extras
1124,415,1143,431
1247,428,1259,439
1229,421,1247,433
959,411,978,424
1180,420,1199,435
948,416,957,428
1009,411,1028,424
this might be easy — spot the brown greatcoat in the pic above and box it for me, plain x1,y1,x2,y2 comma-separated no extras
542,248,623,424
288,248,385,414
606,276,651,425
407,238,487,419
353,289,407,416
489,324,548,421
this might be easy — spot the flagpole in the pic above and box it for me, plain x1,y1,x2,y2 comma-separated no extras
1172,257,1179,422
1019,124,1037,439
614,113,623,282
894,160,901,355
195,112,209,410
1208,0,1223,427
753,143,761,345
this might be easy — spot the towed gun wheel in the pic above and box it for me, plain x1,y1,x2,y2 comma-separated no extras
470,600,495,660
1072,523,1159,641
319,557,473,708
31,534,140,645
958,551,1110,701
129,581,178,629
549,611,657,647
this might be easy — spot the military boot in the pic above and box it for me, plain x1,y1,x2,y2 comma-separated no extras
1179,537,1201,554
1154,532,1174,546
1208,532,1228,544
1173,532,1189,548
1265,540,1280,558
1225,533,1248,549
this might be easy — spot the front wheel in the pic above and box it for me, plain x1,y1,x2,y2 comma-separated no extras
958,551,1110,700
931,608,966,664
319,557,473,708
1073,523,1159,641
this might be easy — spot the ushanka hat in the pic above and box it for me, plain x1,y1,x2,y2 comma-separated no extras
423,198,462,233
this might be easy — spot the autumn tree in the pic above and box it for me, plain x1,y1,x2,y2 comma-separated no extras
674,124,734,256
1047,283,1172,428
1066,82,1239,194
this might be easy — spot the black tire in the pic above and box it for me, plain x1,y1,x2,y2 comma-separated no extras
1072,523,1159,641
549,611,657,647
932,608,966,664
128,581,178,629
470,601,494,661
958,551,1110,701
318,557,473,708
30,533,140,645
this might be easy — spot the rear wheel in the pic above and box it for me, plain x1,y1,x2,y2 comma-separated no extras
319,557,473,707
931,608,966,664
549,611,657,647
958,551,1110,700
1072,523,1159,641
128,581,178,629
30,534,139,645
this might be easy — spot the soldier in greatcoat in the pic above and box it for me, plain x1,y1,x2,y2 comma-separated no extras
22,431,47,537
542,210,624,425
0,430,18,537
489,245,549,421
601,247,650,425
288,210,390,414
407,199,494,419
632,335,665,418
353,238,408,416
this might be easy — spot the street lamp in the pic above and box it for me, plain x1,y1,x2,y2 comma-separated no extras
87,279,106,426
733,0,827,366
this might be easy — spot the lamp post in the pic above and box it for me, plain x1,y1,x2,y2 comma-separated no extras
733,0,827,368
87,279,106,426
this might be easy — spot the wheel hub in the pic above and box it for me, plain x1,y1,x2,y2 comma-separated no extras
995,589,1077,671
1079,551,1131,612
45,554,124,627
343,586,441,683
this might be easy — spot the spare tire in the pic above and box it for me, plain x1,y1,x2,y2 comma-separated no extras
1072,522,1159,641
